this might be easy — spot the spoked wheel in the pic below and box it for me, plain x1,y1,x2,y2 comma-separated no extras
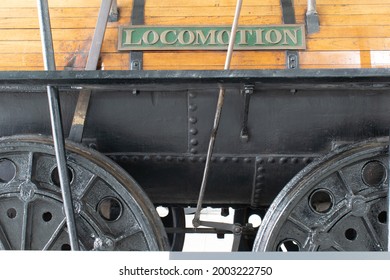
253,139,388,251
0,135,169,251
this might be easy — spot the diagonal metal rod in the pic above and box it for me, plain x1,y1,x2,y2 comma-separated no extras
37,0,79,250
68,0,113,143
193,0,243,227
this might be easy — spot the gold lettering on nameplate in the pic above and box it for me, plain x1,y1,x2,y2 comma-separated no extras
118,25,306,51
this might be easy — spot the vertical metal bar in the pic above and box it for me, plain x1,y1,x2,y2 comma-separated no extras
68,0,113,143
130,0,145,70
306,0,319,34
193,0,243,227
37,0,79,250
307,0,316,13
109,0,119,22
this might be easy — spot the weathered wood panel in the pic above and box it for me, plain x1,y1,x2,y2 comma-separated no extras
1,0,390,70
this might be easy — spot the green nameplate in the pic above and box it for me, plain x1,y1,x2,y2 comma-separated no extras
118,25,306,51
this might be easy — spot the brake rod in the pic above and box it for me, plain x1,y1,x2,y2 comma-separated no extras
37,0,79,250
192,0,243,227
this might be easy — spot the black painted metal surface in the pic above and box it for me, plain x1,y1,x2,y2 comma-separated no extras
1,70,390,208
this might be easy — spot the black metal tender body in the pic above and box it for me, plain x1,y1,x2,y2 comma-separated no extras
1,69,389,251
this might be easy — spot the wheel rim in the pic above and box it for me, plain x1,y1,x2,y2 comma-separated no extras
253,139,388,251
0,135,169,250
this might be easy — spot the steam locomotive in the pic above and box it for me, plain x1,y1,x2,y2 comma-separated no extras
0,0,388,251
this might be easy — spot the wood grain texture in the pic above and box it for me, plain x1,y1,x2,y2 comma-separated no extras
1,0,390,70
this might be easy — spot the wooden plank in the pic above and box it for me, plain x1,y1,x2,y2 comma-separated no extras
0,66,44,71
299,51,361,65
317,15,390,26
145,16,283,25
0,7,131,18
0,6,282,18
0,15,286,29
0,0,131,8
294,0,390,4
0,41,93,54
307,38,390,51
3,14,390,29
308,26,390,39
1,5,389,21
0,29,103,41
0,17,126,29
142,64,285,70
300,64,375,69
142,51,284,67
145,0,281,7
145,6,282,17
0,53,129,68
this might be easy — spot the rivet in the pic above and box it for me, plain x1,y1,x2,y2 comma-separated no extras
189,104,197,111
255,189,262,194
232,157,239,163
165,156,173,162
189,128,198,135
254,193,261,198
189,117,197,124
131,156,139,162
279,157,287,164
199,157,206,163
143,156,151,161
268,157,275,164
89,143,97,150
256,157,264,164
303,157,312,164
155,156,162,162
190,148,198,154
291,158,298,164
244,158,252,163
220,157,227,163
189,92,197,98
211,157,217,162
256,175,264,181
255,183,264,188
189,157,196,163
177,157,184,162
257,166,265,173
190,139,198,146
120,156,129,163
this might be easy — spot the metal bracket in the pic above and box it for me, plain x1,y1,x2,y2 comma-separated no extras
281,0,300,69
130,0,145,70
240,84,254,142
287,51,299,69
108,0,119,22
198,220,243,251
306,0,320,34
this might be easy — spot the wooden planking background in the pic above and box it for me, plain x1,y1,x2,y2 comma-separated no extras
1,0,390,70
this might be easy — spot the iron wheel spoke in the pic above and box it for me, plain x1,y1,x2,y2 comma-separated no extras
20,202,30,250
0,222,12,250
362,215,384,251
42,218,66,250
